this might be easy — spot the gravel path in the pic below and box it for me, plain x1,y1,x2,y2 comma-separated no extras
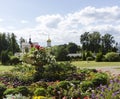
80,66,120,75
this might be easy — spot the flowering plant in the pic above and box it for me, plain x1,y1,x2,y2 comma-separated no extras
23,45,56,66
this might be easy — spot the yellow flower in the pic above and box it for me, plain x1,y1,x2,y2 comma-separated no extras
33,96,46,99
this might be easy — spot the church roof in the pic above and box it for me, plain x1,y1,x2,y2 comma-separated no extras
47,38,51,42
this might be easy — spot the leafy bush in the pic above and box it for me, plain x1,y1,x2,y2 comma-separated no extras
80,81,93,92
58,81,70,90
17,86,30,96
105,52,120,62
34,88,46,96
86,51,93,58
86,57,94,61
95,52,104,62
92,73,108,87
43,62,76,81
10,56,20,65
47,86,55,96
22,47,56,66
0,83,6,98
4,88,17,95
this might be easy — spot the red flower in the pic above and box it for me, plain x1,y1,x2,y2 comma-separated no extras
84,96,89,99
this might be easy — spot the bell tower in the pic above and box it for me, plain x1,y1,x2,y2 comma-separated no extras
47,36,51,47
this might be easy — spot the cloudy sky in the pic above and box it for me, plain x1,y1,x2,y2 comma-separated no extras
0,0,120,46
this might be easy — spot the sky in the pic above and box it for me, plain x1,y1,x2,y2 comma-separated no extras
0,0,120,46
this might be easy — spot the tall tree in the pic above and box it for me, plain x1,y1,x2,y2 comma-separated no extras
89,32,101,53
11,33,20,54
101,33,115,54
80,32,90,51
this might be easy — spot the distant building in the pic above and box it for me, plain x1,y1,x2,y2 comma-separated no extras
67,53,82,57
47,37,51,47
21,37,39,53
21,42,31,53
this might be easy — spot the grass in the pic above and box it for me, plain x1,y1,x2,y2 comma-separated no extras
0,64,14,72
71,61,120,67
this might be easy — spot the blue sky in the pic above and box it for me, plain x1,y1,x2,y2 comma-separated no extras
0,0,120,46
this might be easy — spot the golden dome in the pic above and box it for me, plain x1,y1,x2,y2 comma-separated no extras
47,38,51,42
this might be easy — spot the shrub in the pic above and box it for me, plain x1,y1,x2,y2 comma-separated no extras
4,88,17,95
47,86,55,96
58,81,70,90
17,86,30,96
95,52,104,62
86,51,93,58
92,73,108,87
105,52,120,62
34,88,46,96
43,62,76,81
86,57,94,61
10,56,20,65
80,81,93,92
0,83,6,98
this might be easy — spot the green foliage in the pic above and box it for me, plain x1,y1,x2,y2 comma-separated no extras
4,88,17,95
67,42,79,53
80,32,116,54
95,52,104,62
10,56,20,65
92,73,108,87
80,81,93,92
58,81,70,90
56,46,69,61
86,51,93,58
86,57,94,61
47,86,55,96
1,50,10,65
17,86,30,96
22,47,56,66
105,52,120,62
0,33,20,56
43,62,76,81
34,88,46,96
0,83,6,98
82,51,86,60
11,63,35,83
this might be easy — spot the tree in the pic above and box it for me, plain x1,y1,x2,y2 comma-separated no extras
80,32,90,51
11,33,20,54
89,32,101,53
1,50,10,65
101,34,115,54
56,45,69,61
67,42,79,53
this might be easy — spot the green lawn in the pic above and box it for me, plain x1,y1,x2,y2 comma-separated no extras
0,64,14,72
71,61,120,67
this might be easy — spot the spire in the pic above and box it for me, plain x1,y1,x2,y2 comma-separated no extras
29,35,32,44
47,34,51,47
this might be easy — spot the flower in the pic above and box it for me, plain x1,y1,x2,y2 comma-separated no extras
84,96,89,99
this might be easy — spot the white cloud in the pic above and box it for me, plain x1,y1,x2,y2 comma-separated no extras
0,18,3,22
1,6,120,46
20,20,28,24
